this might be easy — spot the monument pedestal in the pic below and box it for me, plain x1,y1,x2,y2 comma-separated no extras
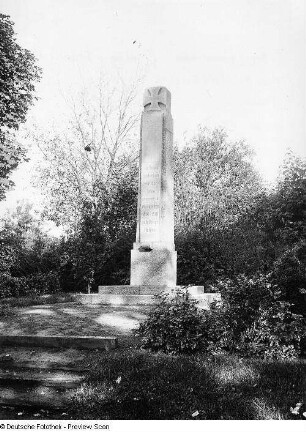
75,285,221,310
131,248,177,286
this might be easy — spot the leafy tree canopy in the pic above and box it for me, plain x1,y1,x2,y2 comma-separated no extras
34,82,139,231
174,127,263,230
0,14,41,200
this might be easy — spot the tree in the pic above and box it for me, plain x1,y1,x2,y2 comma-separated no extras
0,136,27,201
249,153,306,314
0,201,63,298
174,127,263,230
0,14,41,200
57,160,138,291
32,81,140,289
248,152,306,264
174,127,264,284
0,202,57,276
273,152,306,246
35,81,139,231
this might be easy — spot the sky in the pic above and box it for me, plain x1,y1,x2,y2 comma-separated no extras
0,0,305,215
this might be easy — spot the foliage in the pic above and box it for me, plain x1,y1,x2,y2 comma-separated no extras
0,135,28,201
26,80,141,292
58,162,138,291
176,220,266,286
0,202,63,298
174,127,262,230
249,153,306,260
0,272,28,298
0,14,41,129
274,153,306,245
239,302,304,359
0,176,137,295
1,202,59,266
0,14,41,200
203,275,304,359
34,81,139,230
176,145,306,296
26,270,61,295
174,127,264,285
136,274,304,359
0,270,60,299
272,241,306,315
245,153,306,314
135,289,207,354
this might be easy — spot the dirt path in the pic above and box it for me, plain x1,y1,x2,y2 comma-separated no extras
0,302,150,337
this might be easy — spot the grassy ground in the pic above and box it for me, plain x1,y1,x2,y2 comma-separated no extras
70,348,306,420
0,301,150,337
0,301,305,420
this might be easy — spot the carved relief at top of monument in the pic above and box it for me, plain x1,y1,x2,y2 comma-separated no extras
143,87,171,112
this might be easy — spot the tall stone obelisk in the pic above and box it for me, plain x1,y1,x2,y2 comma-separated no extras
130,87,177,287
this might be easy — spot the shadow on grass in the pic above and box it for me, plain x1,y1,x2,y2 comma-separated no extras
68,350,306,420
0,303,150,337
252,360,306,419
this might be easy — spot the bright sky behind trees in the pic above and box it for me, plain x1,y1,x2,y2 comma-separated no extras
0,0,305,213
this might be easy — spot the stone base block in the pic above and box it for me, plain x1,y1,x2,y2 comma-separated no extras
77,293,157,306
98,285,205,295
130,248,177,286
77,289,221,310
191,293,221,309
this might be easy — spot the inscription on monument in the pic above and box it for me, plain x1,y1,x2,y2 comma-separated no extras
140,163,161,240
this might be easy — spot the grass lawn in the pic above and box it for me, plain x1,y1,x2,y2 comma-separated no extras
70,347,306,420
0,300,150,337
0,299,305,420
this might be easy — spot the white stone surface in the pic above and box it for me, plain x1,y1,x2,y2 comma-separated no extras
131,87,176,287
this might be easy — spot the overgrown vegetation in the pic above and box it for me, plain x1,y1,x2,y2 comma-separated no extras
136,282,304,359
135,289,206,354
204,275,304,359
0,270,60,299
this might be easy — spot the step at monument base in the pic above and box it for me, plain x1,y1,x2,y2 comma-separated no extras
75,286,221,309
0,335,118,350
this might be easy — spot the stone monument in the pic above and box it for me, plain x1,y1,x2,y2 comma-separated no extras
130,86,176,287
75,86,221,308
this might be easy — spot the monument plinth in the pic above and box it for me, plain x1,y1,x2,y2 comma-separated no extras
130,87,177,287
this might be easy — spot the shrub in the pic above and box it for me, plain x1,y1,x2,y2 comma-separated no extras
201,274,275,351
203,274,304,359
135,276,304,359
272,241,306,316
135,289,206,354
0,272,28,298
26,270,61,295
0,270,61,299
238,301,304,359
